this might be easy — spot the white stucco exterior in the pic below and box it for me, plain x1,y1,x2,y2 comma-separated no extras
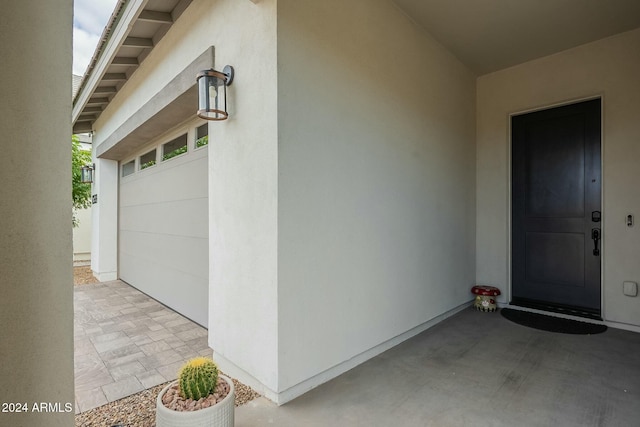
476,28,640,329
89,0,280,395
276,0,476,397
73,139,93,261
1,1,75,425
83,0,640,407
91,158,119,282
73,207,93,260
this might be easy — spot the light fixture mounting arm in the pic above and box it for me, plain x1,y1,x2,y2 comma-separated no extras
222,65,234,86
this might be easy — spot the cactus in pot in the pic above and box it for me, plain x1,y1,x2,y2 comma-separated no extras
179,357,219,401
156,356,234,427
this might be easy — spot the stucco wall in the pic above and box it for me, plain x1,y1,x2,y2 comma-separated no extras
0,1,74,425
90,0,476,402
91,0,280,392
277,0,477,395
477,28,640,327
91,158,118,281
73,207,93,260
73,141,93,261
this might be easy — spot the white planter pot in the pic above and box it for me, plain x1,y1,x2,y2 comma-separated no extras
156,375,235,427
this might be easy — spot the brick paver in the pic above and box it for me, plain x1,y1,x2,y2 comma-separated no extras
74,280,212,413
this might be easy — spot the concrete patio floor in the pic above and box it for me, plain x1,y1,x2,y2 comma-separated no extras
237,307,640,427
74,280,640,425
74,280,212,413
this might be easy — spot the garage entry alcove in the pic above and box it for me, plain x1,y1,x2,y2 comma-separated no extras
119,122,209,326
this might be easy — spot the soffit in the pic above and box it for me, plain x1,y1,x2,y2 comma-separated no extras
95,47,213,161
72,0,193,134
73,0,640,134
393,0,640,75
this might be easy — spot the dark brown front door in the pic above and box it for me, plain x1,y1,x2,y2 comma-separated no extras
511,98,602,318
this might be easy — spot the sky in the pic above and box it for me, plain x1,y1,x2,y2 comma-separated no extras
73,0,119,76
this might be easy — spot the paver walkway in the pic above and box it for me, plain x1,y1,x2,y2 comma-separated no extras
74,280,212,413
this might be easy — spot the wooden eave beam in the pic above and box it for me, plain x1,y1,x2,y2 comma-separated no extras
123,37,153,48
102,73,127,81
138,10,173,23
73,121,94,134
112,56,139,65
87,97,109,105
94,86,117,94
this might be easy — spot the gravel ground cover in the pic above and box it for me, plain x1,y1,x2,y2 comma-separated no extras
74,265,100,285
75,377,260,427
73,267,261,426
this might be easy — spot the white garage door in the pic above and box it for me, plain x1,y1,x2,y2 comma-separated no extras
119,125,209,326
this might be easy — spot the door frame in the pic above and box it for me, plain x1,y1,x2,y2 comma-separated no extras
506,94,605,317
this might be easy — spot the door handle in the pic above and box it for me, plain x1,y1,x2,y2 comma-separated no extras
591,228,601,256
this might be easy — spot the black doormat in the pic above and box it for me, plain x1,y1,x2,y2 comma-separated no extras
501,308,607,335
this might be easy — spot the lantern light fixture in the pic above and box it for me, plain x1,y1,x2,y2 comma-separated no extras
196,65,234,121
81,163,95,184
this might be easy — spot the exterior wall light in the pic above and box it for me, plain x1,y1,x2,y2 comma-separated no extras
80,163,95,183
196,65,234,121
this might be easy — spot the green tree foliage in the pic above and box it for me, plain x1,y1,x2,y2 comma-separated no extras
72,135,92,227
162,144,188,161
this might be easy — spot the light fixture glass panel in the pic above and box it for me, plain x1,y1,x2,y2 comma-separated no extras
80,165,94,183
197,69,230,121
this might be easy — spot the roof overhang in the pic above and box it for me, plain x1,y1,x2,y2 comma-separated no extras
75,0,640,137
393,0,640,75
96,47,214,160
72,0,193,134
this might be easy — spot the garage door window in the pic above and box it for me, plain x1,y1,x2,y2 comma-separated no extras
162,134,188,161
140,149,157,170
195,124,208,148
122,160,135,177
